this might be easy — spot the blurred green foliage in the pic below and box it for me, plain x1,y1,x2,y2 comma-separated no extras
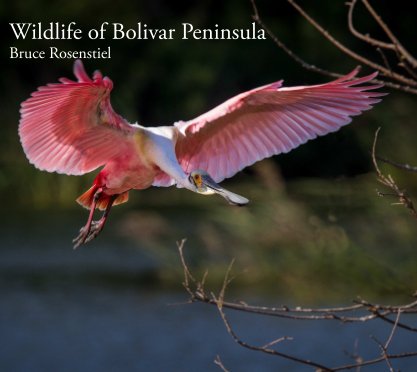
1,0,417,300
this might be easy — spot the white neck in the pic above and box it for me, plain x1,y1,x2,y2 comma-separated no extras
143,126,198,193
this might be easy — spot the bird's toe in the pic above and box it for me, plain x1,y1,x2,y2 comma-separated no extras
72,226,89,248
84,220,105,244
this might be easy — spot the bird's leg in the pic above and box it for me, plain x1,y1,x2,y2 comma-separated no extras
83,194,116,244
73,187,103,249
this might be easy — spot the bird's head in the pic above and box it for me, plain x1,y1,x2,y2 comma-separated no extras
189,170,211,194
188,170,249,206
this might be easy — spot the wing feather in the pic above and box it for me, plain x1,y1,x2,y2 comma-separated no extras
19,60,137,176
167,69,384,184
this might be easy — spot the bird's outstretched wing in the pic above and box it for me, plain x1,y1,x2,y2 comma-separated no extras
170,69,384,184
19,60,137,175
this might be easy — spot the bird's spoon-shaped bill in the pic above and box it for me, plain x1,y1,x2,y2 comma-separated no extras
200,173,249,206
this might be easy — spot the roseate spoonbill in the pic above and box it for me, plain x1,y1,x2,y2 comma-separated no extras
19,60,384,248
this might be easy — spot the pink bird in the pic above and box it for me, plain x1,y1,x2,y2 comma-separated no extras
19,60,384,248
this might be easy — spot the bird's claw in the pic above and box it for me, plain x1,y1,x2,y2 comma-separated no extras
84,220,105,243
72,219,105,249
72,226,89,249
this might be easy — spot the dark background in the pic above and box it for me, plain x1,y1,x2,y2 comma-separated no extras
2,0,416,199
1,1,417,370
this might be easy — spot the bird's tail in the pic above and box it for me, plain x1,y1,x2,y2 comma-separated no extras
76,185,129,211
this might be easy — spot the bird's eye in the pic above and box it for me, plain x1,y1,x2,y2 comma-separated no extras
194,174,201,181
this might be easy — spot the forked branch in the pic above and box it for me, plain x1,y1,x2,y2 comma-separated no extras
250,0,417,94
371,128,417,220
178,241,417,371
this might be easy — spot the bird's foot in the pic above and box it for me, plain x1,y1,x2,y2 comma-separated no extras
72,225,90,249
84,219,105,243
72,219,105,249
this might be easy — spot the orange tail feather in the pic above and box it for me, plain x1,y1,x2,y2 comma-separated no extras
76,185,97,209
76,186,129,211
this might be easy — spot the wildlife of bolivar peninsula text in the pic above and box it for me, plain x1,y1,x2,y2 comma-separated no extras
9,22,266,59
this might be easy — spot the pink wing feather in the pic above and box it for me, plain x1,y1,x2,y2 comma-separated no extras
19,60,137,175
167,69,384,184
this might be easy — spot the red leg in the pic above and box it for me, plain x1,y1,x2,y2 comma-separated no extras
72,188,103,249
83,194,117,244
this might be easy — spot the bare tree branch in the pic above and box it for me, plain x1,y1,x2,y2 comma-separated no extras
250,0,343,80
360,0,417,69
251,0,417,94
214,295,333,371
187,3,417,369
177,242,417,371
372,128,417,220
331,350,417,371
385,310,402,350
373,309,417,333
286,0,417,87
214,355,230,372
210,256,332,371
375,155,417,173
377,47,393,75
347,0,395,51
348,0,417,79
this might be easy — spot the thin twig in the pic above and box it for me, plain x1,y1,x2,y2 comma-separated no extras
214,355,230,372
178,244,417,371
374,310,417,333
368,310,400,372
375,155,417,173
351,0,417,80
369,334,394,372
355,298,417,312
211,256,326,368
377,80,417,94
331,350,417,371
376,48,392,74
385,310,402,350
347,0,395,51
212,291,331,371
372,128,417,220
177,239,194,297
250,0,342,80
251,0,417,94
262,336,293,349
360,0,417,69
398,60,417,80
287,0,417,87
